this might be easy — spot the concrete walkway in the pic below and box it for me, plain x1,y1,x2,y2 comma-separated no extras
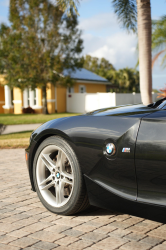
1,123,41,135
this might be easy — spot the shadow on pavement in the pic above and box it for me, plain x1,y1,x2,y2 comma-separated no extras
84,176,166,224
79,204,166,224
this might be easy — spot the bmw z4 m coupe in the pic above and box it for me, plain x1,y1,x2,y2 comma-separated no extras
25,98,166,215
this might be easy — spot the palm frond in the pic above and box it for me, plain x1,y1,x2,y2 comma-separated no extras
112,0,137,33
152,15,166,68
161,53,166,69
152,50,166,68
135,59,139,69
152,15,166,50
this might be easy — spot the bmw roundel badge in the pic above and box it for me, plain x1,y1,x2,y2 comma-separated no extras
56,172,60,179
106,143,116,156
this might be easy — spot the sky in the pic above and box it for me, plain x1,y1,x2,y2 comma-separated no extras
0,0,166,90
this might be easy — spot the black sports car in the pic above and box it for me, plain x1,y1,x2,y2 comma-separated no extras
25,98,166,215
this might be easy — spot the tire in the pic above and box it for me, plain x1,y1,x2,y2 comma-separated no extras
33,136,89,215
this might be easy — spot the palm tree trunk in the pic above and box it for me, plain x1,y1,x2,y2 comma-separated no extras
137,0,152,105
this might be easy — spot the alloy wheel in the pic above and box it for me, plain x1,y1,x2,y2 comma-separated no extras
36,145,74,207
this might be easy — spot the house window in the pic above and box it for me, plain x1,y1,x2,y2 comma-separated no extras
68,87,74,93
23,88,38,108
34,90,37,105
11,89,13,106
79,85,86,93
27,89,30,106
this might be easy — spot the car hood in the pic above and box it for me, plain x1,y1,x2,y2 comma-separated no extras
87,104,157,117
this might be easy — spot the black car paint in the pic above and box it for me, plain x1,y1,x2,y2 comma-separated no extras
26,104,166,215
136,110,166,206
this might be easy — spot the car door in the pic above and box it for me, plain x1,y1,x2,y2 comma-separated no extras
135,108,166,206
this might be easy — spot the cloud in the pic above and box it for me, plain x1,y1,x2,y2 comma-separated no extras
79,10,166,89
80,26,137,69
89,34,137,69
90,45,116,63
0,16,8,24
79,12,118,33
79,11,138,70
0,0,9,7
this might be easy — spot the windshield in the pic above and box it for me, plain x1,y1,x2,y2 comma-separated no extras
148,97,166,109
157,100,166,109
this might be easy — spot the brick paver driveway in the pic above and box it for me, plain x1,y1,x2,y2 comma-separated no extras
0,149,166,250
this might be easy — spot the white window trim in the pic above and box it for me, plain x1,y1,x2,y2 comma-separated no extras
55,87,57,111
23,88,41,109
67,87,74,93
47,99,56,103
79,85,86,93
23,89,28,108
13,100,22,104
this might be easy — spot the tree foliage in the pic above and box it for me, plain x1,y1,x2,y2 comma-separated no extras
56,0,80,16
83,55,115,79
115,67,139,92
0,0,83,113
83,55,139,92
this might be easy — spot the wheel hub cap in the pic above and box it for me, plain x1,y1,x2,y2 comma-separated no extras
56,172,60,179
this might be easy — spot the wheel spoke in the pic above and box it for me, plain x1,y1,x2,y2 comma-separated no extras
41,180,54,190
62,177,73,185
56,150,66,172
41,153,56,172
39,175,52,186
55,181,64,205
62,171,73,180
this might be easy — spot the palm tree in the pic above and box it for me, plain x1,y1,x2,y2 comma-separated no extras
115,68,139,92
152,16,166,69
57,0,152,105
136,0,152,104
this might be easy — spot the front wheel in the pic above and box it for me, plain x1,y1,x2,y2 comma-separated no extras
33,136,89,215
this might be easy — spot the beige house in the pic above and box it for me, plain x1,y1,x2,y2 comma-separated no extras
0,68,110,114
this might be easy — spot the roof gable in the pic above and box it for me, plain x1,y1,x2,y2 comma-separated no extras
63,68,108,83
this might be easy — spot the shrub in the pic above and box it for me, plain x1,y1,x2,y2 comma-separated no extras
22,106,35,114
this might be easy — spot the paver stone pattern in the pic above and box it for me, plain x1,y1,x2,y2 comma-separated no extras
0,149,166,250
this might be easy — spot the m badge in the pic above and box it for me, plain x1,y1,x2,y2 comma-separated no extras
122,148,130,153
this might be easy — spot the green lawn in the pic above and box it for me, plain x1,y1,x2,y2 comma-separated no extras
0,131,32,140
0,113,80,125
0,131,32,148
